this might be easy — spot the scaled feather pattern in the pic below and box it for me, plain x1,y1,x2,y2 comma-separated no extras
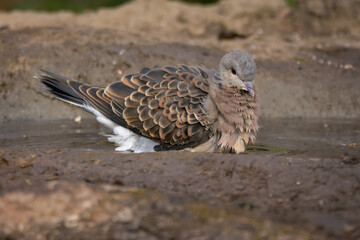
36,50,259,153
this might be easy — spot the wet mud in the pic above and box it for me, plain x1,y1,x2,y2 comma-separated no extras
0,119,359,239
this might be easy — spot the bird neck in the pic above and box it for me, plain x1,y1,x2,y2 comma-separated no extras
208,86,258,153
213,85,258,136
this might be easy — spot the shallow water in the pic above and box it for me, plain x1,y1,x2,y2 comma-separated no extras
0,118,359,158
256,118,359,158
0,119,114,151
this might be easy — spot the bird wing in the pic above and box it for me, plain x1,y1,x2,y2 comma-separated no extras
104,65,212,147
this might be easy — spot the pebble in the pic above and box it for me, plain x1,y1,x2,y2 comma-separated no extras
0,154,9,165
116,207,134,223
16,158,33,168
64,214,79,228
344,64,353,69
74,116,81,123
344,224,356,233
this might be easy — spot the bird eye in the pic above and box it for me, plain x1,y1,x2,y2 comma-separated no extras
231,68,236,75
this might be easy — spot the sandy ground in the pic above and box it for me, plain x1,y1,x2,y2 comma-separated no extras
0,0,359,239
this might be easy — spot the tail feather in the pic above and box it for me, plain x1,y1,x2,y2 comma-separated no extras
35,69,131,129
36,74,84,106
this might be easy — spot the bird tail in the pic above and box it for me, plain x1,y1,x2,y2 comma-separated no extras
35,69,128,127
35,69,86,107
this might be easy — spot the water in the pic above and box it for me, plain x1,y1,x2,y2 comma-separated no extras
254,118,359,158
0,118,359,158
0,119,114,151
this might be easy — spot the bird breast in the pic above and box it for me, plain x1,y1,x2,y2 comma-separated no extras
212,86,259,153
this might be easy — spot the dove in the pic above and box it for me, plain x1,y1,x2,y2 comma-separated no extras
36,50,259,153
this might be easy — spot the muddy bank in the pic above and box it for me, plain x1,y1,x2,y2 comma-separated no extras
0,119,359,239
0,146,359,239
0,181,322,240
0,26,359,120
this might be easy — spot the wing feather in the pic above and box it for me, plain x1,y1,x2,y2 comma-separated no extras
104,65,212,148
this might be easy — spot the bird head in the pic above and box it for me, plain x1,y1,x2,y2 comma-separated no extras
219,50,256,97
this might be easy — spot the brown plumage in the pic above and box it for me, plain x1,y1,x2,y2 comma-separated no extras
36,50,259,153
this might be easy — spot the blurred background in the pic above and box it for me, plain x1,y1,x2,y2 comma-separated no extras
0,0,219,12
1,0,359,21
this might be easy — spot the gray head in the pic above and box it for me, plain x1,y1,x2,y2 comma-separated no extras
219,50,256,95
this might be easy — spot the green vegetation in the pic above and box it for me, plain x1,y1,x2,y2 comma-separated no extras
0,0,130,12
0,0,219,12
284,0,297,8
180,0,218,4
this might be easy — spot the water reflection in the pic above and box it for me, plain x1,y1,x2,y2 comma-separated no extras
0,118,359,158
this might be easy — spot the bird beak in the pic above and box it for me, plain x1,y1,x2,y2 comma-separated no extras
241,81,254,97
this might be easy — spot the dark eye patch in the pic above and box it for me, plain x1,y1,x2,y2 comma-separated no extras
231,68,236,75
